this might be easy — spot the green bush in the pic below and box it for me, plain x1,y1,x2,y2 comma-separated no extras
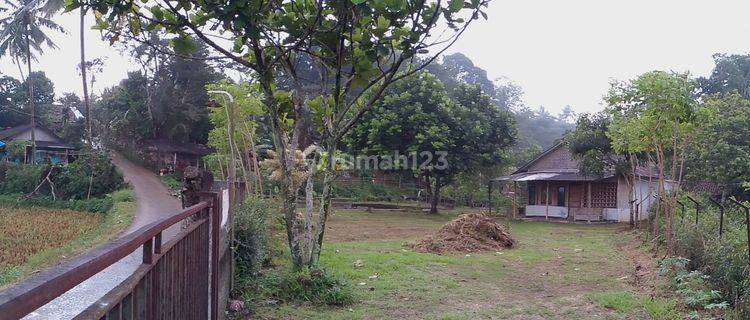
0,164,46,194
111,189,135,202
331,182,402,202
234,197,272,282
161,172,182,191
259,267,354,306
55,151,125,199
658,257,729,316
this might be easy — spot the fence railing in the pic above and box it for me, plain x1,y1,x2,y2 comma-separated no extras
651,194,750,263
0,192,222,320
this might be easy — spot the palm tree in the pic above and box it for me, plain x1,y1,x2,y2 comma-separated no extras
0,0,65,163
40,0,93,148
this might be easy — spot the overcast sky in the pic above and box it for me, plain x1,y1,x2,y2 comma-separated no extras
2,0,750,115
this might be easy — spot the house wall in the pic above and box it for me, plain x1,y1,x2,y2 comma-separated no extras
605,176,672,222
526,205,568,218
526,147,579,172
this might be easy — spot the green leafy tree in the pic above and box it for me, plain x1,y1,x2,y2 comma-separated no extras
606,71,708,254
425,52,522,109
685,93,750,195
55,92,86,146
95,71,153,145
74,0,489,268
206,81,266,195
347,72,515,213
566,112,640,226
153,43,221,144
698,54,750,99
0,75,24,127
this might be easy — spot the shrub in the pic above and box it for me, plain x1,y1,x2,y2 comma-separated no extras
260,267,354,306
0,164,46,194
659,256,730,317
55,151,125,199
111,189,135,202
161,172,182,191
331,182,402,202
234,197,271,281
671,198,750,318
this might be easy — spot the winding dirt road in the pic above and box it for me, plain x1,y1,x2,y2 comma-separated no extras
24,153,181,319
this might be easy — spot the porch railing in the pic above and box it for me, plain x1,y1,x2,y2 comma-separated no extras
0,192,222,320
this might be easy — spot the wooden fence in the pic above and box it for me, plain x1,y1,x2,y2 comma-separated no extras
0,192,223,320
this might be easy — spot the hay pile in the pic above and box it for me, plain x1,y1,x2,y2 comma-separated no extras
413,213,515,254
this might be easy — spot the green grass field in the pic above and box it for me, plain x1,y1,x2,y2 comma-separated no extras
249,209,680,319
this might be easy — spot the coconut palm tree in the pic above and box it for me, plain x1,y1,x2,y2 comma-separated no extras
0,0,65,163
40,0,93,148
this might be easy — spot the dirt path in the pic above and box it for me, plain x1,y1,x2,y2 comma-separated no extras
24,154,182,320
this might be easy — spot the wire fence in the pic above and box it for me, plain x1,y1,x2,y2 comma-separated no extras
655,194,750,264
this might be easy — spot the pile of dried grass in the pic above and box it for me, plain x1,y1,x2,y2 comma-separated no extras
412,213,515,254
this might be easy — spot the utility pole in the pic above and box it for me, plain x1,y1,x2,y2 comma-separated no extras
208,90,237,207
207,90,237,292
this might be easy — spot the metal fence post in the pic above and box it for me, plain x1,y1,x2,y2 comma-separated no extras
727,198,750,264
708,197,725,238
677,200,686,225
686,195,700,226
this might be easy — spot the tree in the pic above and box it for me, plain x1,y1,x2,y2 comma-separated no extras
0,75,24,127
685,93,750,196
565,112,638,226
206,81,266,195
698,54,750,99
0,0,65,162
606,71,706,254
426,52,523,110
76,0,489,268
514,105,573,156
346,72,515,213
153,43,221,144
96,42,221,147
558,105,576,123
95,71,152,145
55,92,85,145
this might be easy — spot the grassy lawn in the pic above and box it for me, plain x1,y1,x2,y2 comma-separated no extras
0,190,136,288
251,208,680,319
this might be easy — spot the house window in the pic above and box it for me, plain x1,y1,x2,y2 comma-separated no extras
557,186,566,207
528,185,537,205
591,182,617,208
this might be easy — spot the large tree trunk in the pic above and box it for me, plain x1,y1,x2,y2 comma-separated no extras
302,167,316,265
310,138,336,266
258,77,303,268
429,176,441,214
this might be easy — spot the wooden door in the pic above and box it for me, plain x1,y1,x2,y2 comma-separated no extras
569,184,584,208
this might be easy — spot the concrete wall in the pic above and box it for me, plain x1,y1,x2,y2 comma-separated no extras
526,205,568,218
606,177,671,222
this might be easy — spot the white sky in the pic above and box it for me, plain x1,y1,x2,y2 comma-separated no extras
2,0,750,115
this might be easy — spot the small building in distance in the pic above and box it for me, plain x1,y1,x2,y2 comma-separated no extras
143,139,213,173
0,124,79,164
493,143,668,222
